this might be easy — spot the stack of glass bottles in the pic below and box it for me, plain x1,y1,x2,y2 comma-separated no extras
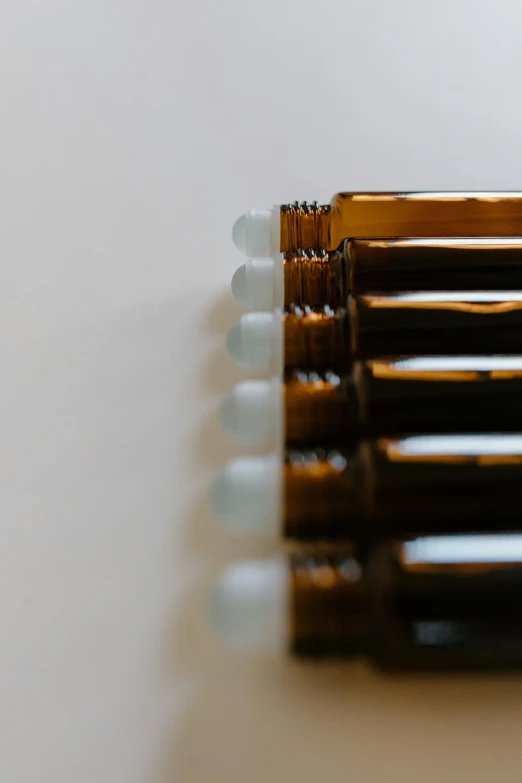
211,193,522,671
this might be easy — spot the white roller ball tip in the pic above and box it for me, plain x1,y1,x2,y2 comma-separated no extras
210,557,289,651
231,264,248,307
211,455,282,534
225,312,278,372
225,322,244,367
220,379,279,447
232,214,248,254
232,210,273,257
231,256,280,311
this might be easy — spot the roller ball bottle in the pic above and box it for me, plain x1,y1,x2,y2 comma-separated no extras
212,535,522,671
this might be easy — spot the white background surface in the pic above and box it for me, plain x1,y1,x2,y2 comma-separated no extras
2,0,522,781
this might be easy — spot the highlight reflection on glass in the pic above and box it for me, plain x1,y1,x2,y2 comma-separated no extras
404,534,522,565
369,291,522,303
391,434,522,456
392,356,522,371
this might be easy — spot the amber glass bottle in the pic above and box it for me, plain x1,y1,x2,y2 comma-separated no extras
282,436,522,539
279,291,522,374
281,240,522,310
233,194,522,258
289,541,522,669
279,194,522,251
282,357,522,447
230,291,522,378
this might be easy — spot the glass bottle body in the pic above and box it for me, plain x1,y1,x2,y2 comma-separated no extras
290,540,522,670
281,240,522,312
281,289,522,374
348,237,522,293
352,291,522,358
279,194,522,253
283,359,522,446
283,436,522,539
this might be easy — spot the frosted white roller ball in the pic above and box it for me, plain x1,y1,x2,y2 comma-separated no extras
231,264,248,307
211,455,281,534
210,557,288,651
220,379,280,447
232,210,273,257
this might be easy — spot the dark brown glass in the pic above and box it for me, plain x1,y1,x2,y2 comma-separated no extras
282,436,522,539
352,291,522,358
283,359,522,447
290,541,522,670
280,292,522,373
279,194,522,252
284,449,356,538
348,238,522,293
283,306,350,373
283,249,348,309
281,241,522,315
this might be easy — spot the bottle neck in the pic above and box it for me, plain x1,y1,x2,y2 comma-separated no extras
289,551,367,657
284,370,359,446
283,306,350,373
279,202,333,253
283,248,348,309
283,448,362,539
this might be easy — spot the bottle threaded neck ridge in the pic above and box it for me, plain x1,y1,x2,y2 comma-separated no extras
283,248,348,309
289,550,367,657
283,448,361,539
284,370,359,446
280,201,332,253
283,305,350,372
